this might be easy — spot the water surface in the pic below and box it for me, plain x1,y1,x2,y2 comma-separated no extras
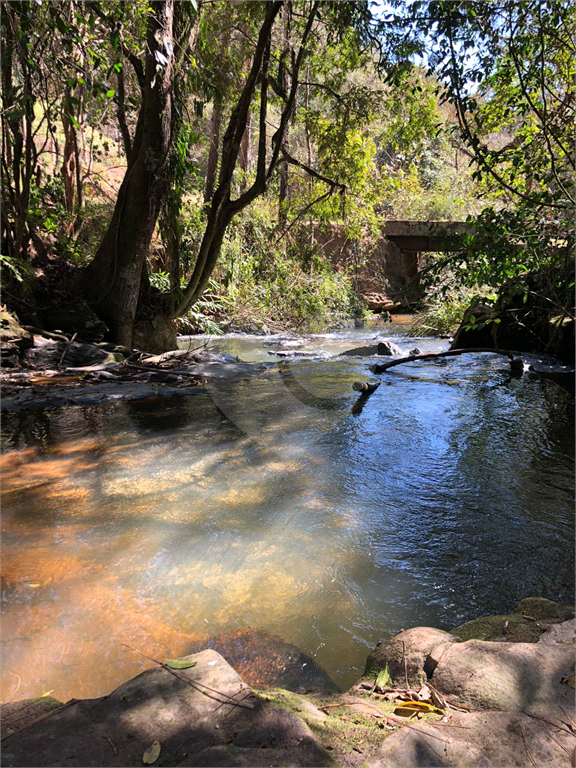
1,324,574,701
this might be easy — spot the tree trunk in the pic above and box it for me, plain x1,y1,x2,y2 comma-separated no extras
204,100,222,204
239,111,252,186
81,0,188,348
277,3,291,226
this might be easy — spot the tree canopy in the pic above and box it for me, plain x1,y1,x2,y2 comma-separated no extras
1,0,573,350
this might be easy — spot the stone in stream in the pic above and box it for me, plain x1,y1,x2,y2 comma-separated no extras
338,340,402,357
186,627,340,694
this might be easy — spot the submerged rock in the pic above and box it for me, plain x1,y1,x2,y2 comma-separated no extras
187,627,340,694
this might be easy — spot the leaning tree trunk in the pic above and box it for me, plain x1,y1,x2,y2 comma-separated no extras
81,0,193,348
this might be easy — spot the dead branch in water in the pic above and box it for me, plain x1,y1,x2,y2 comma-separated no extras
370,348,520,374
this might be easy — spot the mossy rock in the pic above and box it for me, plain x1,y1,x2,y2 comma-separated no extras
0,307,31,343
451,598,575,643
516,597,575,622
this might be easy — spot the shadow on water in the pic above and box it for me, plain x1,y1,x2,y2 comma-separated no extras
1,335,574,702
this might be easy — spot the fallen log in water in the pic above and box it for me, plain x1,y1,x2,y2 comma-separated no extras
369,347,522,375
351,381,381,416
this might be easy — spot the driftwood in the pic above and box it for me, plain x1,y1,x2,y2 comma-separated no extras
351,381,381,416
370,347,523,375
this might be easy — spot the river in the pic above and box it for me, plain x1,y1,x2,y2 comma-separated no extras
1,320,574,702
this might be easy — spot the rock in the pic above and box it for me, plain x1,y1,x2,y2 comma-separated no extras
451,597,575,643
1,696,63,740
515,596,575,623
409,347,422,356
187,627,340,694
338,341,402,357
377,340,402,356
262,338,306,349
352,381,380,394
451,303,495,349
364,627,457,688
451,294,576,365
41,297,108,342
2,650,334,768
431,637,574,715
538,618,575,646
0,308,32,345
23,336,110,369
141,349,239,366
374,710,574,768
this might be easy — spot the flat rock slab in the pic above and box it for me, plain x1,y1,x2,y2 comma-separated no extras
0,381,206,411
374,710,574,768
1,650,333,767
1,362,272,411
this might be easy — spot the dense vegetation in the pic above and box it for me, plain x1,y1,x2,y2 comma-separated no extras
1,0,573,352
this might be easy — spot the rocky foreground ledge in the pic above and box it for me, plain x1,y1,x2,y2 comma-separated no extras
1,598,574,767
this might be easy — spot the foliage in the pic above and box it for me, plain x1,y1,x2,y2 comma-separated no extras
208,198,355,332
384,0,575,327
410,286,481,337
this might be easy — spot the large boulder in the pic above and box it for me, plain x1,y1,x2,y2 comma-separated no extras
451,293,575,364
39,296,108,342
364,626,457,688
338,340,403,358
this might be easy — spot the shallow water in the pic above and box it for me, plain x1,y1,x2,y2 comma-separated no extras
1,322,574,702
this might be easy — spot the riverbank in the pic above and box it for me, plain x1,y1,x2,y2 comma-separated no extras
1,598,574,767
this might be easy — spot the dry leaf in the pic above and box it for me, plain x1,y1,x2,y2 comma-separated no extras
565,675,575,689
394,700,443,717
143,740,161,765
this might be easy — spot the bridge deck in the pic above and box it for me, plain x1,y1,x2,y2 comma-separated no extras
384,221,472,252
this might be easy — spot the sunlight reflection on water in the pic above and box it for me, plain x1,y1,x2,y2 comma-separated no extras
1,329,574,701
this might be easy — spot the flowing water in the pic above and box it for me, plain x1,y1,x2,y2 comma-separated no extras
1,320,574,702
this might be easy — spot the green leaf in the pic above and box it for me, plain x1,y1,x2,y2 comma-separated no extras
375,664,391,689
105,89,116,99
164,658,197,669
